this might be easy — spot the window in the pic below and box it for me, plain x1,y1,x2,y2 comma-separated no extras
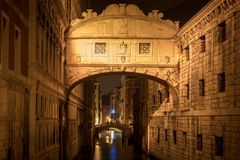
165,129,168,142
157,128,160,143
183,132,187,148
184,46,189,61
1,14,9,65
218,21,226,43
199,79,205,96
199,36,206,52
185,84,190,99
215,136,223,156
197,134,202,151
139,43,150,54
95,43,106,54
173,130,177,144
218,72,225,92
14,27,21,72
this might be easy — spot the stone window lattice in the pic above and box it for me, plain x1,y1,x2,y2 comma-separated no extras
95,43,106,54
139,43,150,54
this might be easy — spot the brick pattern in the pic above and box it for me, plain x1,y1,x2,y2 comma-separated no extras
144,5,240,160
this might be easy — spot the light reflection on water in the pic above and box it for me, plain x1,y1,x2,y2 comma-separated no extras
92,129,151,160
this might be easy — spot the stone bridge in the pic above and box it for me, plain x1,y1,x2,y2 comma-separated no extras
65,3,180,99
95,123,132,135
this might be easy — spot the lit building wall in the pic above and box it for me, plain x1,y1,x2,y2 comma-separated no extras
144,0,240,160
0,0,29,159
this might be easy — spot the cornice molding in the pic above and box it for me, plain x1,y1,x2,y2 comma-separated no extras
177,0,240,48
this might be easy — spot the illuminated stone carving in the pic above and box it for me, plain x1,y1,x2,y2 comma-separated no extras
120,42,127,54
121,56,126,63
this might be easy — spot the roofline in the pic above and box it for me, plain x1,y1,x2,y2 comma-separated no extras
177,0,219,37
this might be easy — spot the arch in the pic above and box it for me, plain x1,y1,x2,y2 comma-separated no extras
95,123,131,135
65,67,179,104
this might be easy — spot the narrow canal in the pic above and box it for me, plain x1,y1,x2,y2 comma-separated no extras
76,129,155,160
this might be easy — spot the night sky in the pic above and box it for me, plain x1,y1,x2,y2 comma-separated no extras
96,75,121,94
84,0,210,26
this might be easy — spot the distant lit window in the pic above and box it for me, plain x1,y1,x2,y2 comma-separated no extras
199,35,206,52
95,43,106,54
218,72,225,92
197,134,203,151
139,43,150,54
218,21,226,43
215,136,223,156
199,79,205,96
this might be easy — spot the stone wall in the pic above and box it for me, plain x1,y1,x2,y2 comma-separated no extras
144,0,240,159
0,0,29,159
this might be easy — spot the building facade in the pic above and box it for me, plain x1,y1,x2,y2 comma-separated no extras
0,0,29,159
0,0,240,160
144,0,240,159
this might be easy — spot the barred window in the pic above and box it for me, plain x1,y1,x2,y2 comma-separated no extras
197,134,202,151
95,43,106,54
199,79,205,96
218,21,226,43
185,84,190,99
199,35,206,52
139,43,150,54
218,72,225,92
215,136,223,156
183,132,187,148
173,130,177,144
165,129,168,142
185,46,190,61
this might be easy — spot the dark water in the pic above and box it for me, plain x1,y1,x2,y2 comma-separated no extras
76,130,152,160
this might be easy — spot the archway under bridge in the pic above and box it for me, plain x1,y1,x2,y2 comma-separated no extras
65,71,179,105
